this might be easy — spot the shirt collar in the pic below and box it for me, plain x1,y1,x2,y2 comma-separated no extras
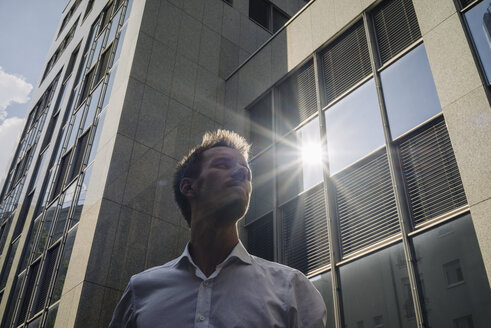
174,240,253,270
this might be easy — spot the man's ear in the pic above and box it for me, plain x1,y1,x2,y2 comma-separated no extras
179,178,195,198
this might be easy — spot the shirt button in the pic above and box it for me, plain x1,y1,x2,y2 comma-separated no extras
199,315,205,321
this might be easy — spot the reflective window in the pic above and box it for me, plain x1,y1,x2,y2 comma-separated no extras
413,214,491,327
380,44,441,139
89,33,104,68
248,93,272,156
51,183,75,244
245,148,273,224
71,164,93,226
87,109,107,164
277,117,323,204
310,272,336,328
82,82,102,132
324,79,385,174
33,203,56,259
67,108,84,149
102,64,118,109
108,9,122,42
20,216,41,271
464,0,491,83
113,25,127,64
51,226,77,305
45,303,59,328
339,243,416,328
0,239,19,290
3,271,26,328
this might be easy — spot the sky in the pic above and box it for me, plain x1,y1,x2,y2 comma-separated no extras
0,0,68,181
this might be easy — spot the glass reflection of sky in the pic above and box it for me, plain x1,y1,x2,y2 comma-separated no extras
465,0,491,83
381,44,441,139
325,79,385,174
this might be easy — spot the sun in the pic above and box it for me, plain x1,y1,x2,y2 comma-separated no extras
301,142,322,165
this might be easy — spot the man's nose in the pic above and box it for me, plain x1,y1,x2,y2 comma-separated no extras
232,166,249,181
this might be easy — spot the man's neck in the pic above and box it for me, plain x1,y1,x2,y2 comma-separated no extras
189,218,239,278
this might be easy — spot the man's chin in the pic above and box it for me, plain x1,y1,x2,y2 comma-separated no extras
218,197,250,221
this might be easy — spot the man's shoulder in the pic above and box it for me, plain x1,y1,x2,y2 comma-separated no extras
130,257,181,284
249,255,304,280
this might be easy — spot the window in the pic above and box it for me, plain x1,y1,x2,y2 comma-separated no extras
281,184,329,274
95,44,113,84
333,151,399,257
248,93,272,156
50,227,77,305
277,60,317,135
443,259,464,286
42,19,79,82
398,118,467,225
460,0,491,85
339,243,409,327
244,148,273,225
52,151,72,199
79,66,95,105
42,112,59,151
246,213,274,261
249,0,290,33
413,214,491,327
324,79,385,173
371,0,421,65
83,83,103,132
380,44,441,139
64,43,81,81
58,0,81,37
320,20,371,105
276,117,323,204
84,0,95,18
67,131,90,183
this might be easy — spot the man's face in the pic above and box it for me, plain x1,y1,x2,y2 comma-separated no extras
192,146,252,222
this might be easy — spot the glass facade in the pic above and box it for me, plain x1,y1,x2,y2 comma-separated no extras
244,0,489,327
0,1,132,327
462,0,491,84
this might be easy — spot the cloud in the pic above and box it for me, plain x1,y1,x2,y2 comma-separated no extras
0,66,33,121
0,117,25,180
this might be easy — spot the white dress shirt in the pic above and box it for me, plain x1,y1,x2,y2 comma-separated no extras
109,241,327,327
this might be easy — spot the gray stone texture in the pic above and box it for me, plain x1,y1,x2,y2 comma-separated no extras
107,206,151,290
171,55,198,108
135,86,169,150
117,78,144,139
219,37,240,79
146,39,176,97
177,13,203,63
442,86,491,207
155,1,182,50
412,0,456,35
122,142,160,214
423,13,482,108
153,154,180,225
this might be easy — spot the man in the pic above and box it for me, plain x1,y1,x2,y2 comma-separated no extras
109,130,327,327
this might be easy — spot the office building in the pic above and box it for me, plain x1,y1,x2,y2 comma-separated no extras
0,0,490,327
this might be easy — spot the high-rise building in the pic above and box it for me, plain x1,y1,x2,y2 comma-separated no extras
0,0,490,327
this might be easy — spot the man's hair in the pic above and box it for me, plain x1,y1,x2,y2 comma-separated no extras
173,129,250,226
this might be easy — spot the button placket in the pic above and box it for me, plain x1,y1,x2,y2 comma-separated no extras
195,280,213,326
